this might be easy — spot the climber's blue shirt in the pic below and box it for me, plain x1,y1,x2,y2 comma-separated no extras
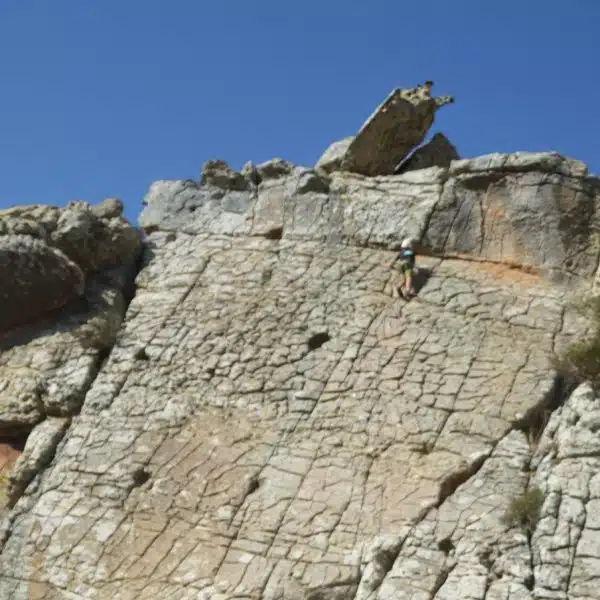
396,248,415,268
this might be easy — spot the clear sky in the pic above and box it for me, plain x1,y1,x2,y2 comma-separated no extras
0,0,598,225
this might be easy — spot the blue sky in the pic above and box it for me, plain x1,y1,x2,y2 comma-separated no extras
0,0,598,225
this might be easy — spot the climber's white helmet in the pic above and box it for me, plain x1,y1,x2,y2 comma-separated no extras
401,238,414,249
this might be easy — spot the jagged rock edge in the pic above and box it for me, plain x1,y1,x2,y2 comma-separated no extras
141,160,596,281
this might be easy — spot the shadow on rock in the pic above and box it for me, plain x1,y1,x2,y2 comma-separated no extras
414,266,433,294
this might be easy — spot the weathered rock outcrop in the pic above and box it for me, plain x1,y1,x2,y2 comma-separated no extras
0,199,142,509
1,148,600,600
140,152,599,282
0,198,141,333
316,82,456,176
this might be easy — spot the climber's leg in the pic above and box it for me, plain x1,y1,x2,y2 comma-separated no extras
404,267,415,297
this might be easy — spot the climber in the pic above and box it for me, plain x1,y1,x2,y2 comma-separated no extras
388,238,416,299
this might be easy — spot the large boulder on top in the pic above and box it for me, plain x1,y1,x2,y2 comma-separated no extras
315,81,454,177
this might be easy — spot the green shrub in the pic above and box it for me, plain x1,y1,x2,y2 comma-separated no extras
556,296,600,387
564,337,600,383
0,474,8,508
501,486,544,534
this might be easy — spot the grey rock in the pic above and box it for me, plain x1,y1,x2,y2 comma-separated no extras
449,151,588,178
0,200,141,334
396,132,460,173
139,179,254,235
256,158,296,180
0,365,46,433
240,161,260,186
0,232,588,599
356,533,409,600
0,200,142,276
530,383,600,599
0,200,141,438
251,167,331,240
376,430,533,599
423,153,600,279
340,81,454,176
0,204,60,239
200,159,249,191
313,83,454,177
328,168,444,248
7,417,69,506
91,197,125,219
0,267,135,434
142,151,600,281
52,201,141,273
315,136,354,173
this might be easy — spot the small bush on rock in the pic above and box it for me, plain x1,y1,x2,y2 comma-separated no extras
556,296,600,388
0,474,8,507
501,486,544,535
563,337,600,384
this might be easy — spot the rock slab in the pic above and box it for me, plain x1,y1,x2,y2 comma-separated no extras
1,153,600,600
316,82,455,176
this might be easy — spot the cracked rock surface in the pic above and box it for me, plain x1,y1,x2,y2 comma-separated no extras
1,153,600,599
530,383,600,600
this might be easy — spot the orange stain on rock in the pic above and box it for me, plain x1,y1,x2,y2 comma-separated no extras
0,443,21,476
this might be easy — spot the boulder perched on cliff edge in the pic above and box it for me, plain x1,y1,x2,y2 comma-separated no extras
316,81,454,176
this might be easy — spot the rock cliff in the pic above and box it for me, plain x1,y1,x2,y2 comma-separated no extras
1,85,600,600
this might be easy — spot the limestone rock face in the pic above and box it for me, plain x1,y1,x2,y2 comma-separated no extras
0,233,85,333
7,417,70,506
424,153,599,281
2,152,600,600
529,383,600,599
140,151,600,280
316,81,455,176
